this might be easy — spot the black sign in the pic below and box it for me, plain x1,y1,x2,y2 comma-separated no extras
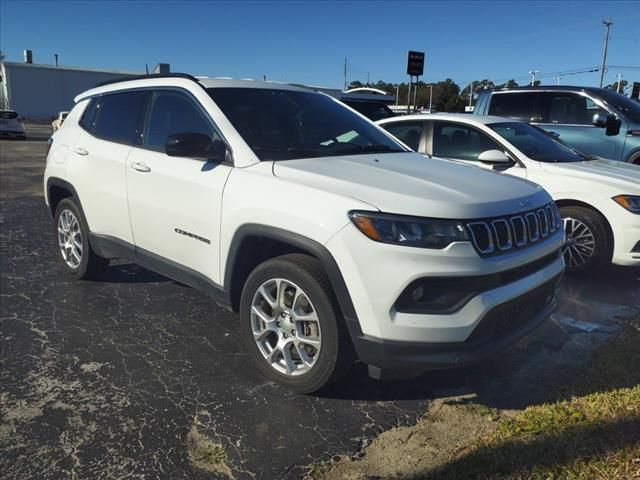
407,51,425,76
632,82,640,100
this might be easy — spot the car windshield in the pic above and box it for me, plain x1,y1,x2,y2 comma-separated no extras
596,89,640,124
0,111,18,120
207,87,405,161
489,121,588,163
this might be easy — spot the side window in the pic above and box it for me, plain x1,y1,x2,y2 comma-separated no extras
433,122,502,161
91,91,147,144
488,93,539,121
544,92,607,125
383,122,423,150
144,91,218,151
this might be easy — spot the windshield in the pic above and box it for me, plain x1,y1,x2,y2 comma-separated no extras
596,89,640,124
207,88,405,161
489,122,587,163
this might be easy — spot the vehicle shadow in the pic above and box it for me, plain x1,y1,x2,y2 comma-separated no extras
414,417,640,480
319,266,639,409
98,262,173,284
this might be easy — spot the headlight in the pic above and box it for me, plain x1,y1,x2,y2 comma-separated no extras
612,195,640,214
349,211,468,249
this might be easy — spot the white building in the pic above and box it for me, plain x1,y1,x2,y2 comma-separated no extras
0,56,169,119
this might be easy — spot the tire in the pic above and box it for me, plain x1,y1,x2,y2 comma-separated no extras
559,205,611,273
53,198,109,279
239,253,354,393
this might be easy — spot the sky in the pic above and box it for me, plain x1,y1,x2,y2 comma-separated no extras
1,0,639,89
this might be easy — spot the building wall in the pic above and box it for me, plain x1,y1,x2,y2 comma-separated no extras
1,62,139,119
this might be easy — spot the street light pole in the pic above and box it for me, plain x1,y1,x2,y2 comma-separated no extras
468,82,474,108
529,70,539,86
616,73,623,93
599,18,613,88
553,76,561,85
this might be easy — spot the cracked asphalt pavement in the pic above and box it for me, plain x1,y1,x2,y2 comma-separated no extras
2,126,639,479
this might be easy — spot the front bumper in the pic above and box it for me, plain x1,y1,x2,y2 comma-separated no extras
597,199,640,267
0,130,26,139
326,222,565,370
353,275,559,372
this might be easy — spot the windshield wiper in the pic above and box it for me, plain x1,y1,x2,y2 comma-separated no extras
328,144,404,155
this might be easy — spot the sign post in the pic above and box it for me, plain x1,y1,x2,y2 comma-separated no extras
406,51,425,114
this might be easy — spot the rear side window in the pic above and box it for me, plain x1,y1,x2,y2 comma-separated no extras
0,111,18,119
144,91,215,150
488,93,539,122
383,121,423,150
82,91,147,144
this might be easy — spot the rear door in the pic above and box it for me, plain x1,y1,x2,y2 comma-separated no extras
66,91,148,245
380,120,426,151
125,88,232,284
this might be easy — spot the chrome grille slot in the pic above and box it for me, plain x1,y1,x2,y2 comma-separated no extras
491,219,512,251
525,212,540,242
545,205,556,233
465,202,559,257
468,222,494,254
510,216,527,246
537,209,549,237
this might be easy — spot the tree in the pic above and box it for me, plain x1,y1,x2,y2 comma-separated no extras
606,80,628,94
460,79,495,105
496,79,519,88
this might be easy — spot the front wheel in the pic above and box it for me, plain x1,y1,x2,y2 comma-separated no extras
560,206,611,272
239,254,353,393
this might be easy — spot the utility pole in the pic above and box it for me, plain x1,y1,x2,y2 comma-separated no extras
343,58,347,90
529,70,539,86
616,73,623,92
366,72,370,86
599,18,613,88
395,84,399,105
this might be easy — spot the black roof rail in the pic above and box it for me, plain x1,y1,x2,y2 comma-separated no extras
92,73,202,89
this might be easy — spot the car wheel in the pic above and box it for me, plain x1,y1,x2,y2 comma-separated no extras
559,206,610,272
54,198,109,279
240,253,354,393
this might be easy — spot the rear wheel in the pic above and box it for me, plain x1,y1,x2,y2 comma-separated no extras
559,206,610,272
54,198,109,279
239,254,353,393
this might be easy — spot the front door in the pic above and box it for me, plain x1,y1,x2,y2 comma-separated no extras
126,89,232,284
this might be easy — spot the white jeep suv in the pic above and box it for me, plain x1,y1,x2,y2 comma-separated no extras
44,74,565,393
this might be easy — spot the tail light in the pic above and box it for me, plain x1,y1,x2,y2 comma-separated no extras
46,137,53,157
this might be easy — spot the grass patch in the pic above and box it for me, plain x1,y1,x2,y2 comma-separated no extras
430,320,640,479
186,424,234,479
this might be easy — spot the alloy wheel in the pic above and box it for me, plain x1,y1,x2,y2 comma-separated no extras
57,209,83,269
562,217,595,268
250,278,321,376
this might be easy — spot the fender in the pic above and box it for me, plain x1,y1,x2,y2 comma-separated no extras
224,224,362,335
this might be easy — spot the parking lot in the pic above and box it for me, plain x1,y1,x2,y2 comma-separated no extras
1,125,639,479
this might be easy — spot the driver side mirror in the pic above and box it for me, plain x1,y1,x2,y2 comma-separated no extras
592,113,621,136
165,133,227,162
477,149,512,164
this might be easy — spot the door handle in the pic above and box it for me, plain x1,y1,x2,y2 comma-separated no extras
130,161,151,173
73,147,89,156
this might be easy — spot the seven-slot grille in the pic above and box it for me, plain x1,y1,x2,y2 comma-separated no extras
466,202,561,256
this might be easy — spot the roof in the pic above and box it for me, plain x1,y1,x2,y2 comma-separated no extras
377,113,511,126
74,73,320,102
487,85,608,94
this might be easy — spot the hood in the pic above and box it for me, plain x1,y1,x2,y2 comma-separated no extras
273,152,550,219
540,158,640,195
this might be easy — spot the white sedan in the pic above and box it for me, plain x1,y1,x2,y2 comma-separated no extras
378,113,640,271
0,110,26,139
